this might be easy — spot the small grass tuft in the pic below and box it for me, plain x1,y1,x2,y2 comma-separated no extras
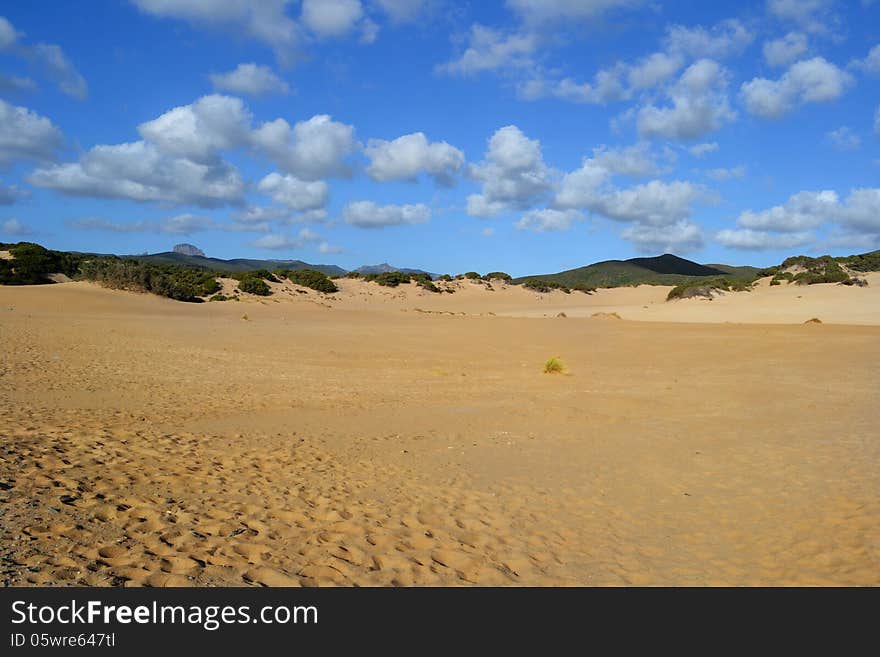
241,313,250,321
543,356,564,374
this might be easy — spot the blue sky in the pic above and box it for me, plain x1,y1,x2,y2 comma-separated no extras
0,0,878,275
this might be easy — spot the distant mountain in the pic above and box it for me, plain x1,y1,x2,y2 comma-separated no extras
515,254,746,288
129,251,347,277
355,262,436,277
173,243,205,257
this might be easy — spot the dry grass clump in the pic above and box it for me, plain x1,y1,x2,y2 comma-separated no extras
543,357,564,374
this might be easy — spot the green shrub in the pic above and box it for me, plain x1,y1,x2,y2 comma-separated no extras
483,271,512,282
365,271,411,287
522,278,571,294
438,274,453,281
237,276,271,296
463,271,481,280
666,277,752,301
209,293,232,301
77,257,219,301
345,271,363,279
285,268,338,293
543,357,564,374
572,284,596,294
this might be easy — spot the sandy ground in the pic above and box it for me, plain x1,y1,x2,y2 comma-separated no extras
1,280,878,586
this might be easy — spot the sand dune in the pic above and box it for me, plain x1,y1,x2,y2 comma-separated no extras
1,280,878,586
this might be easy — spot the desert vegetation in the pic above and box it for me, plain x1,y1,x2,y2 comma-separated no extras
280,268,339,293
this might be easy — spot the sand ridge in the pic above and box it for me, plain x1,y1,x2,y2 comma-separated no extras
1,281,878,586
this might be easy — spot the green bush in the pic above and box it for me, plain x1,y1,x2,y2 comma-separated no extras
209,293,233,301
438,274,453,281
0,242,85,285
666,277,752,301
76,257,219,302
483,271,512,282
345,271,363,279
284,268,338,293
237,276,271,296
463,271,481,280
543,357,564,374
522,278,571,294
365,271,411,287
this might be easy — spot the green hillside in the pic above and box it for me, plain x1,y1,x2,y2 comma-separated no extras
128,251,347,277
514,254,737,288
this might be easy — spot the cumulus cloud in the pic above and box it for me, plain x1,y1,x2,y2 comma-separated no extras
436,25,537,76
300,0,373,40
29,141,245,207
0,73,37,94
622,220,704,253
0,181,30,205
467,125,554,217
0,99,64,166
256,172,328,211
29,43,87,100
252,114,357,180
715,187,880,250
689,142,719,157
853,44,880,75
591,143,673,177
740,57,852,119
343,201,431,228
70,213,217,234
1,217,32,235
767,0,836,34
506,0,643,25
515,208,583,232
210,63,290,96
588,180,706,226
826,126,860,151
131,0,302,62
664,19,754,59
0,16,87,99
736,190,837,232
763,32,808,67
375,0,428,23
637,59,736,140
252,227,321,250
0,16,20,50
138,94,253,163
318,241,343,254
365,132,464,184
705,166,747,181
716,228,813,250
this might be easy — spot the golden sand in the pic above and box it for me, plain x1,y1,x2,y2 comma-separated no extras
1,279,878,586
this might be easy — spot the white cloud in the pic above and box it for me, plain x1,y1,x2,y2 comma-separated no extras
621,220,704,253
252,114,356,180
637,59,736,140
131,0,302,62
0,74,37,94
716,228,813,250
0,99,64,166
233,206,289,224
665,19,754,59
763,32,808,67
589,180,706,226
706,165,747,181
506,0,643,25
0,181,30,205
70,214,217,234
252,227,321,250
1,217,32,235
318,241,343,254
437,25,537,76
481,227,495,237
689,142,719,157
0,16,20,50
343,200,431,228
859,44,880,74
210,63,290,96
591,143,671,177
740,57,852,119
0,17,86,99
376,0,427,23
29,43,88,100
300,0,365,39
256,172,328,211
736,190,838,232
515,208,583,232
555,159,611,209
838,188,880,232
467,125,554,217
767,0,835,34
365,132,464,184
826,126,860,151
29,140,245,207
138,94,253,163
627,52,685,90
